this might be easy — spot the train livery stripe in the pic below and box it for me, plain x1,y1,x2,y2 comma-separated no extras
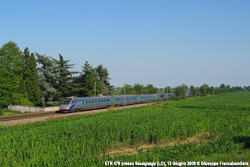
67,94,169,110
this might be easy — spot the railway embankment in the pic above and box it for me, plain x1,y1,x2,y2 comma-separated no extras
0,103,149,126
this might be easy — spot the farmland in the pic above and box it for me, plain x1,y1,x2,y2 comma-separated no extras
0,92,250,166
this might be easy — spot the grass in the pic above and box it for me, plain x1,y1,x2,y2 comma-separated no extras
0,108,23,116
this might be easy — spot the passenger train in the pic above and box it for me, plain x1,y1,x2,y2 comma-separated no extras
59,94,169,113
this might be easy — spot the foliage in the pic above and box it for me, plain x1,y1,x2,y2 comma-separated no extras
145,84,158,94
25,53,42,105
121,84,136,94
199,83,209,96
74,61,113,97
0,42,33,105
0,100,9,108
95,64,113,95
53,54,78,100
120,84,158,95
36,53,58,106
173,84,188,99
82,73,102,97
134,83,144,94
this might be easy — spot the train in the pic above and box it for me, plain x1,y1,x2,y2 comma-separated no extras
59,94,170,113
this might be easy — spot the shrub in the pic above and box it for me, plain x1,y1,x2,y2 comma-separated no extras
0,100,9,108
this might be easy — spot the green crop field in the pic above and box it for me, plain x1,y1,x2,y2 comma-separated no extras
0,92,250,166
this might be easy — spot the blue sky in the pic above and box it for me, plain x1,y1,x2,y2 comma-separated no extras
1,0,249,88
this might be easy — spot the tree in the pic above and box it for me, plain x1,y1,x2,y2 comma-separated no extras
95,64,113,95
146,84,158,94
165,86,172,93
190,85,195,96
82,73,102,97
82,61,94,76
36,53,58,106
0,41,31,105
225,85,231,93
220,83,226,93
17,78,27,97
121,84,135,94
0,41,24,76
134,83,144,94
25,53,42,105
200,84,209,96
74,61,103,97
53,54,78,100
208,86,215,95
74,61,113,97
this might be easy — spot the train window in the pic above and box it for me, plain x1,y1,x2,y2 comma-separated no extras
61,98,72,104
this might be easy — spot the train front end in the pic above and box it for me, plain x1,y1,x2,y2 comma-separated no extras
59,98,73,113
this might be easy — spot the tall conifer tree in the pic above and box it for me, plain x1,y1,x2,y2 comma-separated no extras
53,54,78,100
25,53,41,105
0,41,30,104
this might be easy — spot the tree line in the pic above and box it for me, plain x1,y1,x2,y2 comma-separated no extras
168,83,248,100
0,41,113,107
0,41,249,107
116,83,159,95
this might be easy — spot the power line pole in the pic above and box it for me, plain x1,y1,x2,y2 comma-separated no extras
166,84,168,101
94,69,97,96
94,81,96,96
146,84,148,94
124,82,126,107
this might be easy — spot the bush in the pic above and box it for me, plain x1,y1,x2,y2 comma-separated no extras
0,100,9,108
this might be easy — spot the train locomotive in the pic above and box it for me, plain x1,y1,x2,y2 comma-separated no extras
59,94,168,113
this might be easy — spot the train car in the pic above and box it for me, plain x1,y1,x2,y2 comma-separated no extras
60,96,113,113
59,94,168,113
157,94,168,101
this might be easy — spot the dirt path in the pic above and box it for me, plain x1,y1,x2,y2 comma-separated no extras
104,132,215,157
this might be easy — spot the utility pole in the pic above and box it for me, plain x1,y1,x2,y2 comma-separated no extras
146,84,148,94
166,84,169,101
124,82,126,107
94,69,97,96
94,81,96,96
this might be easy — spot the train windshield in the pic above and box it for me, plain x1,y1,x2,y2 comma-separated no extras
61,98,73,105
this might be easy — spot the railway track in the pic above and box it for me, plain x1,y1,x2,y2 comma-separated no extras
0,103,150,124
0,111,58,122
